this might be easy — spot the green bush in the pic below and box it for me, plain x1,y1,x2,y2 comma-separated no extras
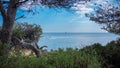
101,39,120,68
0,41,11,68
0,47,102,68
1,37,120,68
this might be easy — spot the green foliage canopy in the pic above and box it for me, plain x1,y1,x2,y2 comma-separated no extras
0,22,42,44
12,23,42,42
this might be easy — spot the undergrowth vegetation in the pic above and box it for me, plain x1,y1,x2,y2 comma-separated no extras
0,39,120,68
0,47,102,68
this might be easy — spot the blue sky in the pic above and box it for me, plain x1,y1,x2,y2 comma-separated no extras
0,3,107,33
17,6,106,33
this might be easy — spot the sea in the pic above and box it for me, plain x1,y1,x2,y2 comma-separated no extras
38,33,120,50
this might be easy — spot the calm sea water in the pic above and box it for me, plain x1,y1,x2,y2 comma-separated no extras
38,33,119,50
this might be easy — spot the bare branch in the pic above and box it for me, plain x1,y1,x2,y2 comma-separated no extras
13,36,41,57
15,15,25,21
40,46,48,50
13,37,21,43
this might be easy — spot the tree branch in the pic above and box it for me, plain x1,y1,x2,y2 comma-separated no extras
16,0,29,7
0,0,7,17
15,15,25,21
40,46,47,50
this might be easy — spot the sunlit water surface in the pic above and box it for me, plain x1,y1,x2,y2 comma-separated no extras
38,33,119,50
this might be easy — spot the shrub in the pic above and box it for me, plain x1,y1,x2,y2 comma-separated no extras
0,47,102,68
102,39,120,68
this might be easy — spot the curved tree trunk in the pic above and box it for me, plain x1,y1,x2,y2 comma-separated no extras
0,0,18,56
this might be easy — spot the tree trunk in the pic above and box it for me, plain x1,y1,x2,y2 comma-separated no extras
0,0,18,43
0,0,18,56
0,10,17,57
1,17,14,43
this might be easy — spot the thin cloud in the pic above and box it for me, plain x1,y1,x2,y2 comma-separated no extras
72,0,110,15
72,1,94,15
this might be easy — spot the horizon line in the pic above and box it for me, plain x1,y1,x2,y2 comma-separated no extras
43,32,108,33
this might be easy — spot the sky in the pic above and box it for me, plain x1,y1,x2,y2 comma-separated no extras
18,6,106,33
0,1,108,33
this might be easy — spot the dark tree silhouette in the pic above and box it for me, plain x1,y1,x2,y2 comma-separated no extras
87,0,120,35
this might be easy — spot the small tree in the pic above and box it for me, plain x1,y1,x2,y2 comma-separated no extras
0,23,43,57
12,22,42,42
